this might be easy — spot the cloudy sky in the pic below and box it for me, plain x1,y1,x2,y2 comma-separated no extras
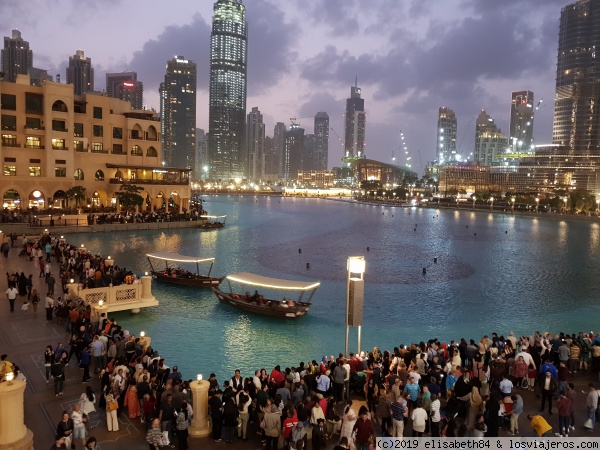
1,0,567,174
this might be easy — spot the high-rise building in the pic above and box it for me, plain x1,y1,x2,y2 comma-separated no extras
553,0,600,153
510,90,534,154
284,124,304,180
29,68,52,86
159,56,197,173
274,122,286,178
66,50,94,95
106,72,144,110
1,30,32,83
314,112,329,170
246,107,265,180
196,129,209,180
302,134,316,171
263,136,277,179
344,82,366,158
437,107,457,164
208,0,248,180
474,110,509,165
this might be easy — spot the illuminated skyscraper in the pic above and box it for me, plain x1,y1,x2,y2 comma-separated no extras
437,107,457,163
314,112,329,170
106,72,144,110
509,90,534,154
284,123,304,180
1,30,32,82
160,56,197,172
344,82,365,158
474,110,508,165
553,0,600,153
246,107,265,179
66,50,94,95
273,122,286,178
208,0,248,180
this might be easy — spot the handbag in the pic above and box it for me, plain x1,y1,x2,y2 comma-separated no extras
108,400,119,411
21,302,29,311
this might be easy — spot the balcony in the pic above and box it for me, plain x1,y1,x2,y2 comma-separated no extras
52,147,69,151
2,142,21,148
111,151,126,155
25,144,45,149
24,125,45,131
91,149,108,154
109,178,189,186
75,147,87,152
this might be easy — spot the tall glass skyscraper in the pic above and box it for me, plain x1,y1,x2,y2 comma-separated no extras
209,0,248,181
314,112,329,170
66,50,94,95
1,30,32,82
509,90,534,154
437,106,457,164
553,0,600,153
344,83,365,158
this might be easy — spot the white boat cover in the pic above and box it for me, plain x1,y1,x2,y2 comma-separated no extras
146,252,215,264
226,272,320,290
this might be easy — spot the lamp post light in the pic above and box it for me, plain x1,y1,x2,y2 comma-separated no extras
472,195,476,210
490,196,494,212
511,197,515,213
345,256,366,358
564,197,568,214
536,197,540,213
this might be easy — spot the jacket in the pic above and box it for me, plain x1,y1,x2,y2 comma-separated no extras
264,411,281,437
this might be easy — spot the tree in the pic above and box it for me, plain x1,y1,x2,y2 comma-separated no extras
114,184,144,212
66,186,86,209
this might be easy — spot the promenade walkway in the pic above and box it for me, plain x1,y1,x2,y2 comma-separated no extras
1,243,599,449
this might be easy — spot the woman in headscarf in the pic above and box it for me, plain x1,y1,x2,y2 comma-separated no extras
340,400,357,448
123,383,140,419
466,386,484,430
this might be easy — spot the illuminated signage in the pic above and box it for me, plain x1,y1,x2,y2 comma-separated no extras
123,82,134,87
176,59,188,64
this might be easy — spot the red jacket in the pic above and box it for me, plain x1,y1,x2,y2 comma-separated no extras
556,397,571,417
353,417,375,444
282,413,298,438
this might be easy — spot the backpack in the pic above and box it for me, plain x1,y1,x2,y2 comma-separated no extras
582,340,591,354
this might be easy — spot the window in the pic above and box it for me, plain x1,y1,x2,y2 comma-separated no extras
55,167,66,178
93,125,103,137
29,158,40,163
93,107,102,119
52,120,67,132
1,115,16,131
51,100,68,112
131,145,142,156
74,123,84,137
95,170,104,181
3,165,16,176
146,146,158,157
55,159,66,164
1,134,17,147
51,138,66,150
26,136,42,149
91,142,104,153
131,129,140,139
29,166,41,177
74,101,86,114
25,93,43,114
113,127,123,139
1,94,17,111
74,141,84,151
112,144,124,154
74,169,84,180
25,117,42,129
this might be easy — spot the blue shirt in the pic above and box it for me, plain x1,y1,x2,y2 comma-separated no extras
403,382,420,401
539,362,558,378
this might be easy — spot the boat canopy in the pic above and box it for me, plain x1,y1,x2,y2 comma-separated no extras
226,272,320,291
146,252,215,264
200,215,227,220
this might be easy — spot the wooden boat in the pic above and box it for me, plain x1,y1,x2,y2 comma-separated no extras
146,252,224,287
211,272,320,319
199,215,227,229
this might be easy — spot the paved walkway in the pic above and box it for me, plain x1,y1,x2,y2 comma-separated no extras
1,243,599,449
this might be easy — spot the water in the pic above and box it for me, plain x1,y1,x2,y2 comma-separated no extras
65,196,600,382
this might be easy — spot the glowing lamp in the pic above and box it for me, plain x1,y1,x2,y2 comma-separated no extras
197,373,203,384
144,271,149,276
70,279,74,284
5,371,14,385
347,257,366,274
140,331,145,337
81,244,84,248
98,300,104,307
107,256,111,260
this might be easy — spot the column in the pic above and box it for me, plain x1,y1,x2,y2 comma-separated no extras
141,275,152,299
189,379,211,438
0,381,33,450
94,304,108,331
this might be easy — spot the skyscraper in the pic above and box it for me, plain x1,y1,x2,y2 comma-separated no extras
1,30,32,82
314,112,329,170
66,50,94,95
474,110,509,165
106,72,144,110
510,90,534,154
302,134,316,171
274,122,286,178
344,82,366,158
159,56,197,172
553,0,600,153
284,124,304,180
437,107,457,164
246,107,265,180
208,0,248,180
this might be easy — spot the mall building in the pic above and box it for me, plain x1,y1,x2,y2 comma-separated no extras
0,75,190,211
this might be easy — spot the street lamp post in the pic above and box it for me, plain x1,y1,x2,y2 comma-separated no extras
345,256,365,358
490,196,494,212
472,195,476,210
511,197,515,213
535,197,539,213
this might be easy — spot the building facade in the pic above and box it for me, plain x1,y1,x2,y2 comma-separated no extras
314,112,329,171
509,90,534,153
273,122,286,178
0,75,190,211
159,56,197,174
344,83,366,158
106,72,143,110
66,50,94,95
284,124,304,180
553,0,600,153
437,106,457,164
351,159,417,187
246,107,265,180
208,0,248,181
474,110,509,165
1,30,32,83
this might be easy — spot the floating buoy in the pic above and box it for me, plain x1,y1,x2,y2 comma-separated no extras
466,225,468,228
414,228,416,232
306,263,310,269
422,267,427,275
367,247,370,251
474,233,477,236
298,248,302,254
434,257,438,263
505,231,508,234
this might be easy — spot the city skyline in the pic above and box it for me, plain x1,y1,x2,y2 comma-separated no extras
0,0,564,173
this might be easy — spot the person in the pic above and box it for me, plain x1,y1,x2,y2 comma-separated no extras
566,382,577,433
51,357,66,397
146,418,164,450
56,411,74,450
45,294,54,322
80,345,91,383
264,404,281,450
334,436,350,450
466,386,483,430
528,414,554,437
290,421,307,450
71,404,88,449
236,389,252,441
175,405,189,450
375,388,392,436
472,414,487,438
45,344,55,384
104,388,119,432
510,394,523,435
222,394,238,443
159,393,176,445
6,283,18,312
340,400,357,444
124,384,141,419
556,391,572,437
208,389,223,442
585,383,598,431
430,394,441,437
80,386,96,416
411,400,428,437
51,435,68,450
84,437,101,449
30,288,40,315
352,406,375,450
390,393,407,437
540,370,558,414
312,417,327,450
333,362,347,403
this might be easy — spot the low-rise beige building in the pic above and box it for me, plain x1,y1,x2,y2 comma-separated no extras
0,75,190,211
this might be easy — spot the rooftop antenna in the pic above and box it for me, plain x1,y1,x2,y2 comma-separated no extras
355,76,358,87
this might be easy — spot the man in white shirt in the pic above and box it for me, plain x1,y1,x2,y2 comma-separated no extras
5,285,18,312
430,394,441,437
499,374,514,398
343,359,351,401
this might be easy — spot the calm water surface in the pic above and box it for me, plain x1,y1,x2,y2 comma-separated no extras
66,196,600,381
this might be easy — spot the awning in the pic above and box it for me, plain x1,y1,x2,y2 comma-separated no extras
226,272,320,291
146,252,215,264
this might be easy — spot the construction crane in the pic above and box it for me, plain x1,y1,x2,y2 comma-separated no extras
330,127,345,156
392,131,412,170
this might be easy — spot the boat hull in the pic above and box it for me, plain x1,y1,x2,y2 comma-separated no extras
151,271,224,287
211,288,311,319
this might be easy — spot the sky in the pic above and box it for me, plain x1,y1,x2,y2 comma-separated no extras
1,0,568,175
